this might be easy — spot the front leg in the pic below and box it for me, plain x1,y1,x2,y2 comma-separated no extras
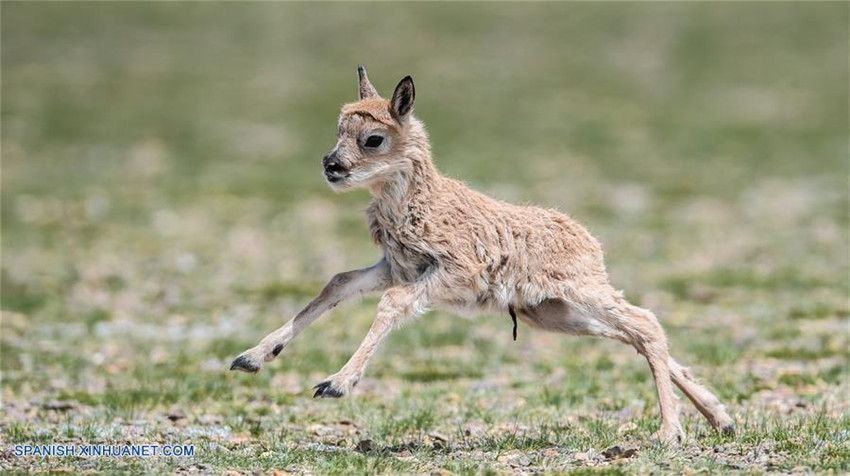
230,259,391,373
313,284,427,398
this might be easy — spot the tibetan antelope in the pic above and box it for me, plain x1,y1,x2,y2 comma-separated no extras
231,66,735,443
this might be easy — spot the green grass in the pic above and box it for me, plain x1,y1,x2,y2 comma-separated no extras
2,2,849,474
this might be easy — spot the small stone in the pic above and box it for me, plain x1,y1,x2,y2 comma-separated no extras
166,408,186,422
426,432,449,448
43,400,76,411
603,445,637,460
714,445,724,453
356,438,374,452
574,451,589,461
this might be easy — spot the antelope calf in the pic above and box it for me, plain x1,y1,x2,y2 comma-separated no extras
231,66,735,443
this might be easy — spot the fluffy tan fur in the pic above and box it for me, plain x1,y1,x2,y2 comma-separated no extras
231,67,734,443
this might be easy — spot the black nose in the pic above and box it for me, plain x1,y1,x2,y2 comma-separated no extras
322,151,349,182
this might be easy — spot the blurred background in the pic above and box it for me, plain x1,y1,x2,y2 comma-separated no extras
2,2,848,473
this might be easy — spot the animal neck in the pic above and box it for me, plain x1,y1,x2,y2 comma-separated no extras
369,120,440,210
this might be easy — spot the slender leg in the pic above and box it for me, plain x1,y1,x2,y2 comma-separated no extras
615,303,685,443
230,259,391,373
669,358,735,435
643,340,685,443
518,294,731,443
525,296,685,443
313,284,424,398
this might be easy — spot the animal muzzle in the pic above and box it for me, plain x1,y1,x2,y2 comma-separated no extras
322,151,349,183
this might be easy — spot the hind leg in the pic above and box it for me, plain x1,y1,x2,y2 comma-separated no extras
641,341,685,443
517,297,684,443
608,299,734,436
610,302,686,443
669,358,735,435
605,301,736,439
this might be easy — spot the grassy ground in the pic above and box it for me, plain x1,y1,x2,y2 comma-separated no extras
2,2,848,474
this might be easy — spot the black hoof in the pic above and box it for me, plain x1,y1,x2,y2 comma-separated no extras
230,355,260,373
720,423,736,437
313,381,345,398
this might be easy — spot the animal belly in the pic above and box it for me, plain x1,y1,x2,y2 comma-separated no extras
516,298,606,336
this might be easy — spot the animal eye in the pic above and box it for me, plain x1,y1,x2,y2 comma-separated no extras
364,135,384,148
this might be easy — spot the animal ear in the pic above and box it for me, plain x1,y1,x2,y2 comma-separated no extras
357,65,379,100
390,75,415,123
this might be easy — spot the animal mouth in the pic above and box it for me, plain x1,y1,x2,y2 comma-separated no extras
324,163,350,183
325,173,350,184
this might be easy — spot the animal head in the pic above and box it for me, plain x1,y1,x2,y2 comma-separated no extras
322,66,427,192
